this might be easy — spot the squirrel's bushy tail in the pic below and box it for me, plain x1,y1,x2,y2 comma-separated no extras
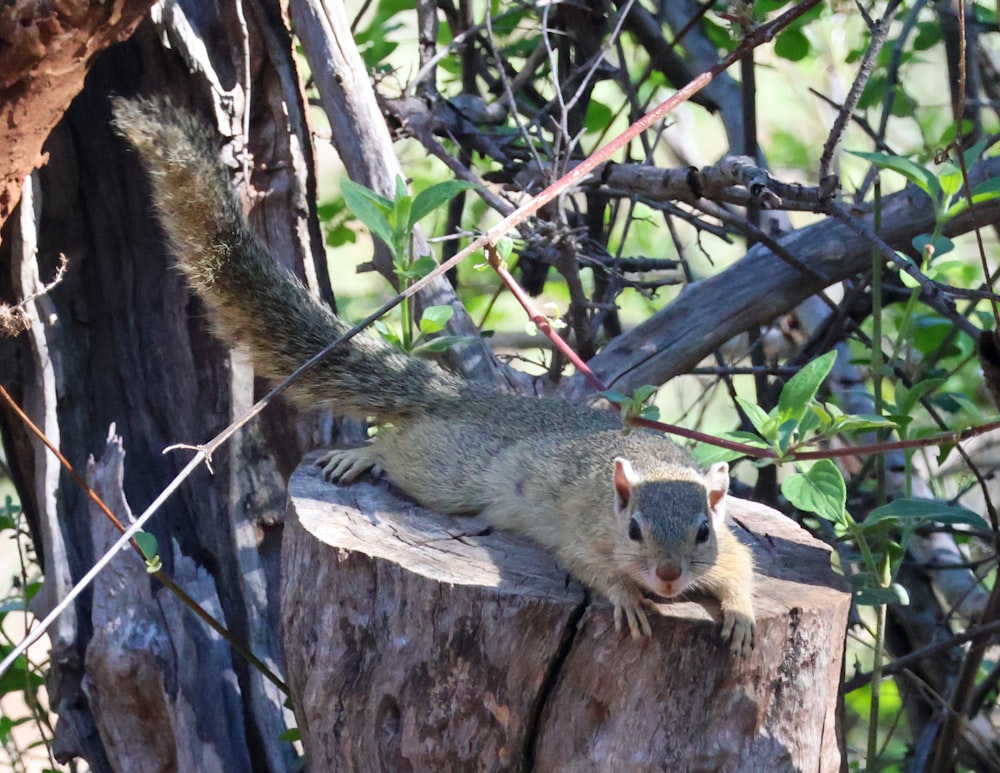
111,96,464,420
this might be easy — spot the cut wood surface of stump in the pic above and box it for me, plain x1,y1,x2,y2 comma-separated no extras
281,451,850,772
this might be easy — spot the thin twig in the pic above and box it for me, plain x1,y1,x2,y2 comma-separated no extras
0,385,289,693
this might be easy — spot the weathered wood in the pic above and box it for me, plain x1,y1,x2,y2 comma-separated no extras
0,4,328,768
282,452,850,772
0,0,156,230
84,428,252,773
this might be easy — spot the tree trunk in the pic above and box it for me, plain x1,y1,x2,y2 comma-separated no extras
282,453,850,772
0,2,333,768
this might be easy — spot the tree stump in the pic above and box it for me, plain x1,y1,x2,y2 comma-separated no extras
281,452,850,772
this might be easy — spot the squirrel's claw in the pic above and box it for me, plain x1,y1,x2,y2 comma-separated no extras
613,600,652,638
317,446,381,483
721,608,756,657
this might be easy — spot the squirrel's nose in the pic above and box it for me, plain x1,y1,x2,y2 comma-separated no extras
656,563,682,583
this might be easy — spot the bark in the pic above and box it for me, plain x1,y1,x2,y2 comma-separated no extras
0,0,157,231
283,453,850,772
0,2,329,768
84,429,253,773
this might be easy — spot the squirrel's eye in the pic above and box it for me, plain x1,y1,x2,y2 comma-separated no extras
628,518,642,542
695,521,710,544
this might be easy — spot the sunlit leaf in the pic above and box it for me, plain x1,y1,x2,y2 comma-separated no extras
848,150,940,199
867,499,988,529
777,351,837,423
781,459,846,525
736,396,773,438
409,180,478,230
340,178,395,250
418,305,454,335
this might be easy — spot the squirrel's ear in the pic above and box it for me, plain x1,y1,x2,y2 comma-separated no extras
613,457,638,516
706,462,730,521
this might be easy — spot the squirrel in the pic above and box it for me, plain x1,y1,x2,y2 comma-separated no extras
111,96,757,655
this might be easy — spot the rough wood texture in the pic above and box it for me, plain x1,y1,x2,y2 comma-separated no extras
0,0,156,230
283,452,850,772
0,3,326,768
84,428,253,773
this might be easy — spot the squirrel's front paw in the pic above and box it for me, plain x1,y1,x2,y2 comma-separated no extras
613,601,652,638
605,588,654,638
316,446,381,484
721,607,756,657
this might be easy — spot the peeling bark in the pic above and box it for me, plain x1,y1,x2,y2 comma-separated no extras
0,0,157,231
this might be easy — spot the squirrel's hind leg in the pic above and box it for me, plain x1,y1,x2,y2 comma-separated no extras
317,445,383,483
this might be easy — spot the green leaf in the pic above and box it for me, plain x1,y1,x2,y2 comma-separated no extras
692,441,747,466
419,305,455,335
278,727,302,742
781,459,846,525
340,178,395,251
633,384,657,403
394,174,408,201
410,335,472,355
721,430,772,448
778,351,837,422
827,413,898,434
373,319,402,347
600,389,626,404
911,233,954,258
892,251,924,290
945,176,1000,219
639,405,660,421
913,21,941,50
848,150,940,200
736,396,773,438
324,223,358,248
584,99,613,133
775,418,799,454
963,136,989,168
0,656,43,695
798,404,827,436
692,431,771,466
774,28,810,61
133,531,159,563
938,163,963,197
409,180,478,230
496,235,514,260
397,256,438,282
854,583,909,606
393,176,412,233
931,390,978,415
867,499,988,529
22,579,40,604
340,177,393,211
894,380,945,418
